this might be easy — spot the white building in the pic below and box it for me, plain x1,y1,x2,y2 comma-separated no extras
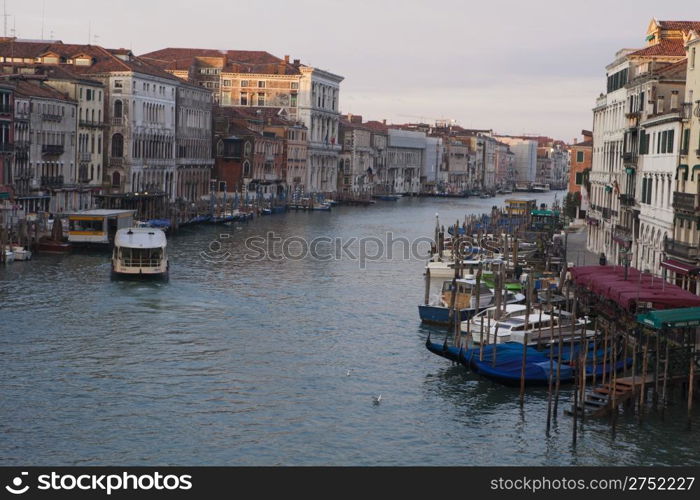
298,66,343,193
495,136,537,187
387,128,425,194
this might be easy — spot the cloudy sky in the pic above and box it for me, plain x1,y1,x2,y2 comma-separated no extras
3,0,695,141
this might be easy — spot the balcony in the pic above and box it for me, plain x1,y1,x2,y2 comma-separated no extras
622,152,638,165
0,103,12,114
42,113,62,122
79,119,105,128
672,191,699,214
112,117,123,126
110,157,123,167
613,224,633,247
602,207,611,220
79,152,92,162
619,193,636,206
42,144,64,156
40,175,64,188
0,142,14,153
665,239,699,260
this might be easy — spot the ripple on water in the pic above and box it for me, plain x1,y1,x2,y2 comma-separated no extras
2,193,700,465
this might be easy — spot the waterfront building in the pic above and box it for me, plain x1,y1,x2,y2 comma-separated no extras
495,136,537,188
586,20,696,268
0,82,13,201
339,115,373,193
387,128,425,194
7,76,78,213
422,135,443,194
444,139,470,194
665,29,700,292
494,139,516,191
568,131,593,196
0,39,214,208
362,120,390,194
141,48,343,194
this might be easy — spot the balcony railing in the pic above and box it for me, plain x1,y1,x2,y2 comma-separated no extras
110,157,123,167
0,103,12,114
42,113,62,122
112,117,123,126
41,144,64,156
622,152,638,165
0,142,14,153
40,175,64,188
665,239,699,260
79,152,92,162
672,191,699,214
79,119,105,128
619,193,636,206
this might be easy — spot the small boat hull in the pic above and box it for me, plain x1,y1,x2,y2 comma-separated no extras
418,304,475,325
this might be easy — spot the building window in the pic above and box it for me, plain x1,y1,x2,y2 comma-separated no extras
111,133,124,157
114,80,123,89
223,79,232,87
258,93,265,106
241,80,249,87
575,172,584,185
113,100,123,118
576,151,584,163
240,94,248,106
291,82,298,89
692,47,697,70
258,81,266,88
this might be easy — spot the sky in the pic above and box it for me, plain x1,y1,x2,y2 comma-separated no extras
2,0,696,142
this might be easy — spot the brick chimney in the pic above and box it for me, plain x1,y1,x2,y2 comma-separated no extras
350,115,362,124
284,55,290,63
293,59,300,66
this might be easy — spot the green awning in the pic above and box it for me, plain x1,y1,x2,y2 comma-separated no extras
605,185,613,193
646,34,655,41
637,307,700,330
692,165,700,180
676,164,689,180
625,167,636,175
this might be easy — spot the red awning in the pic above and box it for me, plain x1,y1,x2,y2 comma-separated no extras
661,259,700,276
569,265,700,311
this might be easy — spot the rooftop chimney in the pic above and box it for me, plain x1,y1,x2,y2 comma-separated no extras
293,59,300,66
284,55,290,63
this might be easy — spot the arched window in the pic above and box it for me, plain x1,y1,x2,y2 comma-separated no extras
114,100,123,118
111,133,124,157
243,161,251,177
112,171,121,187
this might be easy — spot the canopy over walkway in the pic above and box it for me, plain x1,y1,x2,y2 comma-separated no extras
569,265,700,311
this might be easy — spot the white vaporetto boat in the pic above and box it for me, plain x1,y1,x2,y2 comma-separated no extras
111,228,168,279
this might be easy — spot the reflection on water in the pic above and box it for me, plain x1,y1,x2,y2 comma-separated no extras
1,193,698,465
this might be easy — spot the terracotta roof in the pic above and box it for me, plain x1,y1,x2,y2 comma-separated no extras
361,120,389,133
139,47,301,76
572,140,593,148
656,21,700,32
7,76,75,101
0,40,182,81
655,58,688,75
629,39,686,57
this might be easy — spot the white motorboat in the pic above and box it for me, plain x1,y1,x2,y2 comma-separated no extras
11,245,32,261
3,248,14,264
465,309,592,345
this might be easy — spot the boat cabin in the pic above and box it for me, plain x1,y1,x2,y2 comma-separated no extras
112,228,168,277
440,279,493,310
68,209,135,245
505,198,536,216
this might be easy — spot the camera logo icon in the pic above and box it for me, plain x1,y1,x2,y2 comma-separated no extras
5,472,29,495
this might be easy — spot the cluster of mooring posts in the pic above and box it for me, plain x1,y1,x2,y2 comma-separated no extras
422,198,700,445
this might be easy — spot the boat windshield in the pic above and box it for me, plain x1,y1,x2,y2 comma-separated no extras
119,247,163,267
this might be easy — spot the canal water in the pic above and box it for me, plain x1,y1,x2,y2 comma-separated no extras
1,193,698,466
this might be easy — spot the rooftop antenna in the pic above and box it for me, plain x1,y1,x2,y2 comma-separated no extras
3,0,7,38
40,0,45,39
88,20,90,44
